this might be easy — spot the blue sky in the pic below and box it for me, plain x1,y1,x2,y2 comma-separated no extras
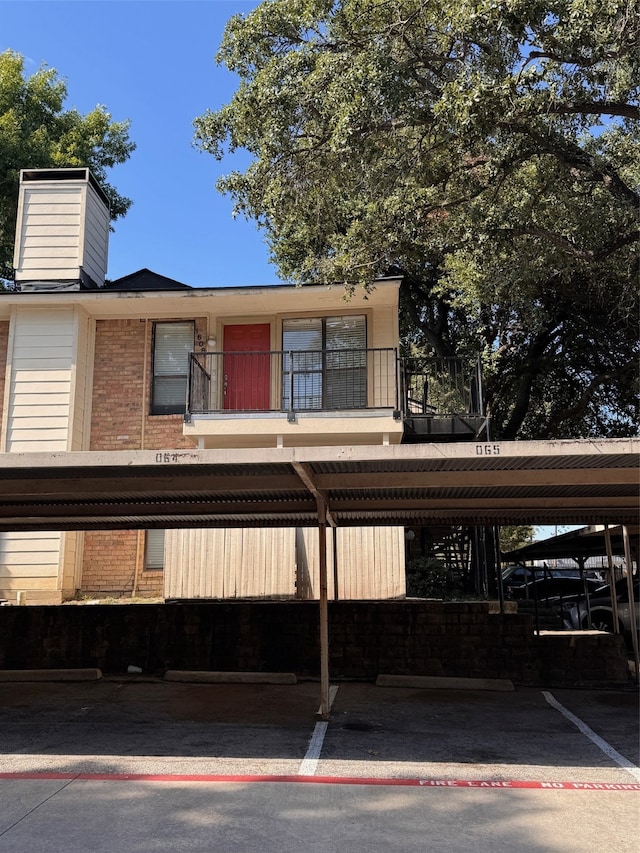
0,2,582,544
1,0,278,287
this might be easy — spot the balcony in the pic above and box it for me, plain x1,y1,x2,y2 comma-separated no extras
400,356,489,442
184,348,402,448
184,350,488,448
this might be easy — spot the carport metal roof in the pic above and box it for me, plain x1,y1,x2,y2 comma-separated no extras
502,524,639,563
0,438,638,532
1,436,639,717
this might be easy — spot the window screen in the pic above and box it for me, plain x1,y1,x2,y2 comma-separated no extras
325,316,367,408
145,529,165,570
282,319,323,409
152,322,194,414
282,315,366,410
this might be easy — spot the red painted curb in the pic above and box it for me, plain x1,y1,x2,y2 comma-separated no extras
0,773,638,790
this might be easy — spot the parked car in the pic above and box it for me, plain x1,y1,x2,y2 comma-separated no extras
502,565,600,603
562,577,640,637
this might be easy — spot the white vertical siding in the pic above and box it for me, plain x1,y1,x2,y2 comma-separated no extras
370,300,399,349
61,531,82,594
164,528,296,599
164,527,405,600
298,527,405,599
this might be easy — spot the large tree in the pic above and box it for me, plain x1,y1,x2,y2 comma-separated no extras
195,0,639,439
0,50,135,282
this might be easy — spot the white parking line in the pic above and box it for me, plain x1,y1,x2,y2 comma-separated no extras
543,690,640,782
298,722,329,776
299,686,340,775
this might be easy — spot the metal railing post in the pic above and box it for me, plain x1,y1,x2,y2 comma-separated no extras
287,351,295,422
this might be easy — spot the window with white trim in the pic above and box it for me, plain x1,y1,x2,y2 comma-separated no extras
151,322,194,414
282,315,367,410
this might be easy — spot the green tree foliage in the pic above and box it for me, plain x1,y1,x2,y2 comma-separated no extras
195,0,639,438
406,556,464,599
499,525,534,554
0,50,135,282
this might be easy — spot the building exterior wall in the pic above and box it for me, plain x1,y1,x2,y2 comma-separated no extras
80,531,140,598
186,293,403,449
0,320,8,441
4,306,75,452
88,317,206,451
70,308,94,451
297,527,405,599
0,532,63,600
81,317,206,597
164,526,406,601
0,307,84,602
165,528,296,599
0,282,406,603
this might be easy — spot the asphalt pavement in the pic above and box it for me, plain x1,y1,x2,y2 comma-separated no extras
0,679,638,852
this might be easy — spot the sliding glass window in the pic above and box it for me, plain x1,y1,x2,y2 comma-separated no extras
282,315,366,410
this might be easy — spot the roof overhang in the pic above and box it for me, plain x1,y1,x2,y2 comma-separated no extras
0,438,637,532
0,278,401,321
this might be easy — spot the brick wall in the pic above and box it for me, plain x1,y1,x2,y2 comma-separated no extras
0,601,631,687
0,320,9,441
81,317,207,597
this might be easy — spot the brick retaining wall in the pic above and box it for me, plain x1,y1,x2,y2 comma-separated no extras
0,601,631,687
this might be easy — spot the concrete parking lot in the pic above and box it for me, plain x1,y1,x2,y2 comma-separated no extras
0,679,638,852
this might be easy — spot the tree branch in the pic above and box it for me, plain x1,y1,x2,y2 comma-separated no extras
546,101,640,120
491,225,639,262
499,122,640,209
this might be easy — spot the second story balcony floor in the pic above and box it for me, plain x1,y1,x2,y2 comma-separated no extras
184,349,488,449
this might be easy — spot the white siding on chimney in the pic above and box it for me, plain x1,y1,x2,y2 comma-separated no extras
14,187,84,281
13,172,109,286
80,185,110,286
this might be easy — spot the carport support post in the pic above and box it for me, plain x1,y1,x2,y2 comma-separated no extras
622,525,639,684
603,525,620,634
316,497,331,720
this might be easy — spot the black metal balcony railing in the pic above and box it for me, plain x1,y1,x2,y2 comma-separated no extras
187,349,485,422
400,356,484,417
187,349,398,417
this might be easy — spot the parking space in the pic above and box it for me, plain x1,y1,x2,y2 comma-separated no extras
0,679,637,781
0,680,321,778
0,679,638,852
322,684,640,783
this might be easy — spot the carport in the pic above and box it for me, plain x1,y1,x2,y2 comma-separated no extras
503,524,639,566
0,437,638,715
503,522,640,667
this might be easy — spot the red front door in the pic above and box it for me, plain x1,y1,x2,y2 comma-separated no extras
223,324,271,410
